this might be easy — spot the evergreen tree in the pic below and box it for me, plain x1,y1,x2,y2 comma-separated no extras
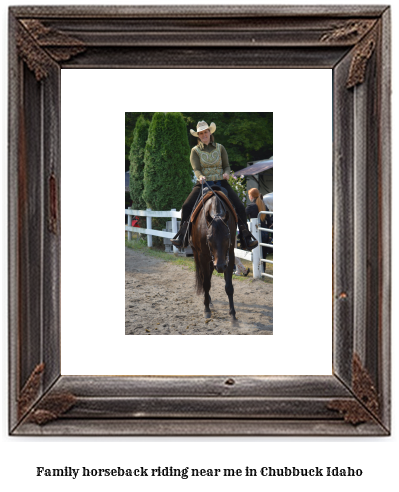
125,112,155,170
143,112,192,212
129,115,150,211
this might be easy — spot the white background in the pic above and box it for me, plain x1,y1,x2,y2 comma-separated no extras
1,1,398,492
61,68,332,376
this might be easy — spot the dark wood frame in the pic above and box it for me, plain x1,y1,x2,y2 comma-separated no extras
8,5,391,436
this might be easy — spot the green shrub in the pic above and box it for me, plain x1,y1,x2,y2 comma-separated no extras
129,115,150,211
143,112,193,234
129,114,150,231
142,112,193,244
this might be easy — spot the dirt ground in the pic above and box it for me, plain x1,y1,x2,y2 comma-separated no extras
125,247,273,335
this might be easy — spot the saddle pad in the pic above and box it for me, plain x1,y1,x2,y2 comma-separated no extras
190,190,238,224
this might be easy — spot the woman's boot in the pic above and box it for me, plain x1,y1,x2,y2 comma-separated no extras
239,224,258,251
170,221,189,249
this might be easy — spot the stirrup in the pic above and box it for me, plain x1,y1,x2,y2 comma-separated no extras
170,237,183,248
170,221,188,249
240,227,258,251
242,236,258,251
245,238,258,251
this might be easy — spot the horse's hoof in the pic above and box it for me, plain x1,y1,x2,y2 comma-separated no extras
204,311,211,319
230,315,238,322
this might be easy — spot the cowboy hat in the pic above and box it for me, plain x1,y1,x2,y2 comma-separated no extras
190,121,216,137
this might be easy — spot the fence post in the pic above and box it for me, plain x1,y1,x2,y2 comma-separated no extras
171,208,178,253
250,218,261,279
146,209,152,247
127,207,132,242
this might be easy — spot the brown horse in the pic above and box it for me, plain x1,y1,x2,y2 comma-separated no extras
190,193,237,321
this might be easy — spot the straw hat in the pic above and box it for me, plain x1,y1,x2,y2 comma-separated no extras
190,121,216,137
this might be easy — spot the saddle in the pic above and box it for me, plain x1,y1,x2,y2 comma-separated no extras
201,184,228,197
181,187,238,249
190,190,238,224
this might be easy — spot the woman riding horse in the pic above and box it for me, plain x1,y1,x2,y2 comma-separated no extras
171,120,258,251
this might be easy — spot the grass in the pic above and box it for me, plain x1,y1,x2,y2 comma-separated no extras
126,235,196,272
125,233,273,282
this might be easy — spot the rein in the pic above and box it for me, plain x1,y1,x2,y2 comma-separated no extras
200,181,231,264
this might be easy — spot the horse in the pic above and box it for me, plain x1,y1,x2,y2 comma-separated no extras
190,191,237,321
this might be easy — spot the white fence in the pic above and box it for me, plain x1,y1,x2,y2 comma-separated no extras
257,211,274,279
125,207,180,252
125,207,273,280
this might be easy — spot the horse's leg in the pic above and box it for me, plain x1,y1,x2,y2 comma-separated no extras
208,263,214,307
203,263,213,319
224,250,237,321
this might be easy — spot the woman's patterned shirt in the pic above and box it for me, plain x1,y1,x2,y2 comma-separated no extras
190,142,231,182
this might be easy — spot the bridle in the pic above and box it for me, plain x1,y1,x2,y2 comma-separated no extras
206,216,231,265
200,181,232,265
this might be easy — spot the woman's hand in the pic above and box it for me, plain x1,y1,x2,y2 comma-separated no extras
222,173,229,180
199,176,206,184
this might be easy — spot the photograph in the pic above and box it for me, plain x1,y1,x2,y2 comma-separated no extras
7,0,388,435
124,112,274,335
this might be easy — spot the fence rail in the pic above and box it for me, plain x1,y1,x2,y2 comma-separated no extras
126,207,180,250
125,207,273,280
257,211,274,279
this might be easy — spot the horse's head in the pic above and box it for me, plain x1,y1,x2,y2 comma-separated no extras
205,207,232,273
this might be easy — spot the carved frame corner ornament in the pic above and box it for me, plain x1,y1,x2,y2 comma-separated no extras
346,27,379,88
320,19,379,89
17,364,76,425
8,5,391,436
17,19,86,81
327,354,381,425
320,19,376,43
27,393,77,426
17,363,45,420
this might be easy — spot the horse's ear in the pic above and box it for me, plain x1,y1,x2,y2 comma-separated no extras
206,208,213,224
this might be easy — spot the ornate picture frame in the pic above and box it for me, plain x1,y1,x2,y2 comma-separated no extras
8,5,391,435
